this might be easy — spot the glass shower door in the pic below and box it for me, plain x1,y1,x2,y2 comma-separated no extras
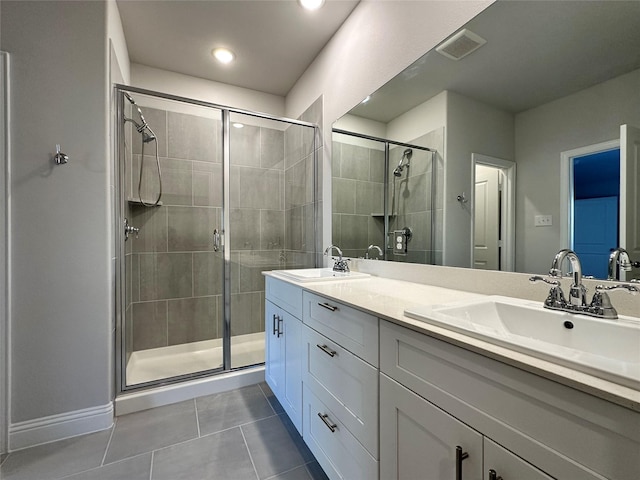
120,90,225,388
228,112,316,368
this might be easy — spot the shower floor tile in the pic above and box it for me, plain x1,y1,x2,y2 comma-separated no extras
0,383,328,480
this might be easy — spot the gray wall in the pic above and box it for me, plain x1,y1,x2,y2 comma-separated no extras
1,1,111,422
515,68,640,274
445,91,515,268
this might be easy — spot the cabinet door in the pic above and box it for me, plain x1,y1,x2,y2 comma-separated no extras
380,373,483,480
282,312,302,434
484,439,553,480
265,300,284,399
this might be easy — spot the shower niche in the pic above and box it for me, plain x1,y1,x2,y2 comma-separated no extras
331,129,441,264
116,86,317,391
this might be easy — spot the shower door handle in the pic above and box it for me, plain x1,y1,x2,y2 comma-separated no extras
213,229,221,252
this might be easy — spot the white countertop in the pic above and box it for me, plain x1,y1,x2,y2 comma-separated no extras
265,270,640,412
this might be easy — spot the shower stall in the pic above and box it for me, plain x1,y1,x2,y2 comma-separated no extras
332,129,439,263
115,85,317,392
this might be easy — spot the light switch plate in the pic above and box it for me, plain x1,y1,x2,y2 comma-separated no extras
535,215,553,226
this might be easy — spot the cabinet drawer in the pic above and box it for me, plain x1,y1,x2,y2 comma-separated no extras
303,291,378,366
266,276,302,318
303,384,378,480
380,321,630,480
302,325,378,457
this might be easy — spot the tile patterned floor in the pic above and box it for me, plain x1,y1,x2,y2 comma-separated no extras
0,383,327,480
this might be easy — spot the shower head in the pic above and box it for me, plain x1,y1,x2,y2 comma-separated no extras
123,91,136,105
393,148,413,177
122,91,156,142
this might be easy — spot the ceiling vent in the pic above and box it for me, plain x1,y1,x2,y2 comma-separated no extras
436,29,486,61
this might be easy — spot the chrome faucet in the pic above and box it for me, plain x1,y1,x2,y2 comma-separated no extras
365,244,383,260
531,248,639,319
324,245,350,273
549,249,587,307
608,247,632,281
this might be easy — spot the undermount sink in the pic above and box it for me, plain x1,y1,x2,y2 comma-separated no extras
405,296,640,389
273,268,370,283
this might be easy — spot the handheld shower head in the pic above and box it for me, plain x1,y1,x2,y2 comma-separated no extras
393,148,413,177
122,91,156,141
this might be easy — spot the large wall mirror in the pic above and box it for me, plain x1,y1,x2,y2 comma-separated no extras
332,0,640,281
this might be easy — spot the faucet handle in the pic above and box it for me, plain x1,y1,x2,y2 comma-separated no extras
595,284,639,295
529,275,560,286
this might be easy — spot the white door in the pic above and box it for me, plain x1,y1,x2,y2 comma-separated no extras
281,312,302,434
620,124,640,280
474,165,500,270
265,301,283,398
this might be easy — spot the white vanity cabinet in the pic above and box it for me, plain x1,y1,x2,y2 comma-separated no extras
301,291,379,480
264,277,303,434
380,320,638,480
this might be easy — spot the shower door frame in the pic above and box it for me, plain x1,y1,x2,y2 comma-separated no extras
114,84,318,394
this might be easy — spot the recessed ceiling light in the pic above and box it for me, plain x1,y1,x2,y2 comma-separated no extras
233,123,244,129
298,0,325,11
361,95,372,104
212,48,235,64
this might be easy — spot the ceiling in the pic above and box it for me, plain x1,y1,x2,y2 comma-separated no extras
116,0,360,96
349,0,640,123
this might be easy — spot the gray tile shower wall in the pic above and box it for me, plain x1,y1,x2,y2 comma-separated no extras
332,141,385,259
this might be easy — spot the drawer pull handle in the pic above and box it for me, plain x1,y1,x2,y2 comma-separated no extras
277,316,283,338
488,470,503,480
455,446,469,480
316,344,336,357
318,413,337,432
272,314,278,335
318,302,338,312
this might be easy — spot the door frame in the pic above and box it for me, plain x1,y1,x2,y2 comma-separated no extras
0,51,10,455
559,139,620,250
470,154,516,272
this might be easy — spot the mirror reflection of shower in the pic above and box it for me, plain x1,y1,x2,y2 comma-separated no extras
331,129,438,263
123,91,163,207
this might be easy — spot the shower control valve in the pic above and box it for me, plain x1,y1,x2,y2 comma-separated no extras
124,218,140,241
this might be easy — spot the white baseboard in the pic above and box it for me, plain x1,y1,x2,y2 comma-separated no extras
9,403,114,452
115,366,265,416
